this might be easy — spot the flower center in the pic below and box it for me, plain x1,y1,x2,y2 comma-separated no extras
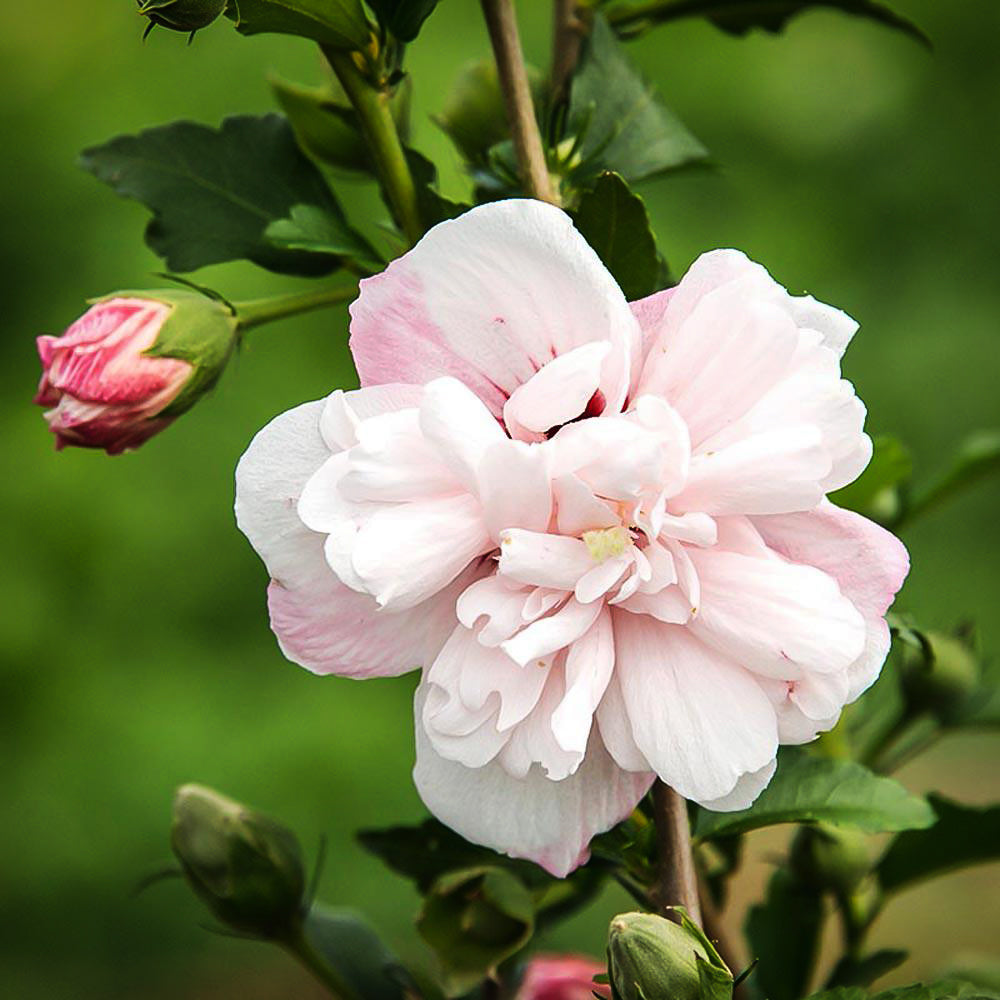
582,525,630,562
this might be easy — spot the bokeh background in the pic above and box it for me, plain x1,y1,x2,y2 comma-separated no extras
2,1,998,997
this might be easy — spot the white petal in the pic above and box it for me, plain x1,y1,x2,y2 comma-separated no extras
501,598,603,666
596,672,650,772
478,439,552,538
554,474,620,535
498,528,593,590
414,685,654,877
456,574,531,646
614,615,779,802
350,199,637,416
319,384,424,451
503,341,611,439
353,494,492,609
695,758,777,811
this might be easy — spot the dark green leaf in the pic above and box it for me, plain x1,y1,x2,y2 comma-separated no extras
265,203,383,271
826,950,909,989
808,980,1000,1000
961,656,1000,728
417,866,534,995
565,14,707,185
224,0,370,49
303,906,410,1000
366,0,440,41
573,172,660,300
905,430,1000,525
877,794,1000,893
80,114,345,276
405,149,469,229
744,869,822,1000
693,749,936,840
831,435,912,525
605,0,929,48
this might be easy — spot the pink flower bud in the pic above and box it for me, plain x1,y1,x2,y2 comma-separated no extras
516,955,609,1000
35,292,237,454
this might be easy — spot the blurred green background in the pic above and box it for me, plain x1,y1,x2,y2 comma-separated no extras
2,2,998,997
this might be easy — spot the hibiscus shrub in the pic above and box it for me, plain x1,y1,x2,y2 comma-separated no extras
37,1,1000,999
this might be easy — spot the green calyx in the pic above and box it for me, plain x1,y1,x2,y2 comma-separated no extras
790,823,872,896
94,288,239,418
607,910,733,1000
898,629,982,722
170,784,307,939
138,0,227,36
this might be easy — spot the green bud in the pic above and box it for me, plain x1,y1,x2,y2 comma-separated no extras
608,911,733,1000
417,866,534,994
170,784,306,938
899,628,981,723
138,0,227,36
790,824,870,895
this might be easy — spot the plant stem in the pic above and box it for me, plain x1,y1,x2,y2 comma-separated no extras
480,0,559,205
322,47,423,246
651,781,702,925
234,285,358,332
551,0,588,109
283,925,359,1000
698,877,747,977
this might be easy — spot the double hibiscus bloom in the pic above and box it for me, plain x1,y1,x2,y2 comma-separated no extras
236,200,907,876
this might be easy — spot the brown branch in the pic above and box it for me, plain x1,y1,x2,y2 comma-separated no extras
551,0,588,109
651,781,702,925
480,0,559,205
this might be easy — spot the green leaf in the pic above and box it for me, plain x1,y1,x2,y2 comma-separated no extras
572,172,660,300
808,980,1000,1000
224,0,370,49
826,950,909,990
693,749,936,840
605,0,930,48
877,794,1000,894
80,114,347,276
366,0,440,41
830,435,912,524
905,430,1000,524
303,906,411,1000
417,866,534,995
265,203,383,271
565,14,707,185
744,869,822,1000
405,149,470,229
697,954,736,1000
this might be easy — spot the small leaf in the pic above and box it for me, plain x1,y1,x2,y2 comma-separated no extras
224,0,370,49
693,749,936,840
572,172,660,300
265,204,383,271
877,794,1000,894
744,869,822,1000
605,0,930,48
405,149,470,229
826,950,909,989
417,866,534,995
566,15,707,185
905,430,1000,524
366,0,440,41
303,906,410,1000
80,114,346,276
831,435,912,524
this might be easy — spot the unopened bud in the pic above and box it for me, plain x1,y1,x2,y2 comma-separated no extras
170,784,306,938
790,824,870,895
608,911,732,1000
35,290,238,454
138,0,227,36
899,629,980,723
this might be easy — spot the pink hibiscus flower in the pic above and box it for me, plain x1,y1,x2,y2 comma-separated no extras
235,199,908,877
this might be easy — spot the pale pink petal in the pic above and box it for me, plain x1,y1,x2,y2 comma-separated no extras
753,500,908,699
596,673,650,772
352,494,493,610
457,575,532,646
551,608,615,755
498,529,593,590
478,439,553,538
575,555,630,604
786,293,858,357
673,426,831,516
318,384,424,451
688,546,867,680
503,341,611,440
236,401,472,677
501,598,603,666
419,377,506,490
554,475,620,535
350,199,637,416
414,685,654,877
695,758,777,811
614,614,778,802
